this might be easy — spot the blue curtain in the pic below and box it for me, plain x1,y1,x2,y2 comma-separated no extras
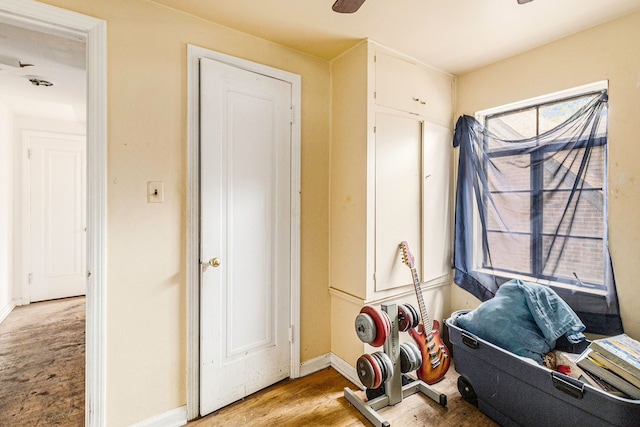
452,91,623,336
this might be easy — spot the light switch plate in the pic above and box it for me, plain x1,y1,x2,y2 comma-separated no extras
147,181,164,203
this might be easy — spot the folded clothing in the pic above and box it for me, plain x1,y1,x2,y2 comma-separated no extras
456,279,586,364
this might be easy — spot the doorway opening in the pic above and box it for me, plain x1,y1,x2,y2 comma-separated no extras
0,2,106,426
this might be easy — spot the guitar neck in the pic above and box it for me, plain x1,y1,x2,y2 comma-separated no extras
410,266,432,332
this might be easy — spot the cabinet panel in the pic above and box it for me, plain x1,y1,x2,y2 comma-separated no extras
375,52,423,115
422,122,453,282
375,51,452,123
374,113,422,291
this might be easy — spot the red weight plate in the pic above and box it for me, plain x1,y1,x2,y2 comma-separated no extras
360,306,388,347
360,353,382,389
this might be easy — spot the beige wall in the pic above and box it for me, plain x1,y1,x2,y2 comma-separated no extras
28,0,640,423
39,0,331,425
453,11,640,339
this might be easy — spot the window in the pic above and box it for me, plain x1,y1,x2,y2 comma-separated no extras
476,86,608,292
453,81,623,335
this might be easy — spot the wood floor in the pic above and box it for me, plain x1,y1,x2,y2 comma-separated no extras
0,297,85,426
0,298,497,426
189,365,498,427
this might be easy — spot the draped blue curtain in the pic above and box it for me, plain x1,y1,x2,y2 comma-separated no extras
452,91,623,336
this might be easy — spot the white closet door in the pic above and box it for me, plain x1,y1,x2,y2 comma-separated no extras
26,132,86,303
374,112,422,291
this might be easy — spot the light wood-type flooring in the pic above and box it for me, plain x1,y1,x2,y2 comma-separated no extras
0,297,85,426
0,298,497,426
189,365,498,426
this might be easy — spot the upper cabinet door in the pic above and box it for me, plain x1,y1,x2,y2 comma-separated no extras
375,51,453,124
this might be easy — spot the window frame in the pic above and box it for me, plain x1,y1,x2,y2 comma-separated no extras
473,81,609,295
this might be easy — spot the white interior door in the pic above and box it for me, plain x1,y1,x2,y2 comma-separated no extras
199,57,292,416
25,131,86,303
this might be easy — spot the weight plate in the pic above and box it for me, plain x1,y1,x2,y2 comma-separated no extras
397,304,413,332
406,303,420,328
362,353,382,389
400,343,413,373
377,351,394,382
354,313,377,343
405,341,422,371
360,306,388,347
356,354,376,389
381,310,391,340
371,352,387,381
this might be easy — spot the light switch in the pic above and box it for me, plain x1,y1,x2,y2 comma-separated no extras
147,181,164,203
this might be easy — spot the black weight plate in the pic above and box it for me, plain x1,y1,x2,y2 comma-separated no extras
377,351,394,382
406,303,420,328
397,304,413,332
400,343,413,373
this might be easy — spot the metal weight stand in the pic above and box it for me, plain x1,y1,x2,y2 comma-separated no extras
344,302,447,427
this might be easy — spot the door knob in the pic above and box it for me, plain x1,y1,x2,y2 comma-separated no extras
209,258,221,267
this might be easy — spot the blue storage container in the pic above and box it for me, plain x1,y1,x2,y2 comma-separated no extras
446,310,640,427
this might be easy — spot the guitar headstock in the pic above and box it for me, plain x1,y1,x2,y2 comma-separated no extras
400,241,415,269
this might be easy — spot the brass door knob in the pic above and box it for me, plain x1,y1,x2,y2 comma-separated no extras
209,258,221,267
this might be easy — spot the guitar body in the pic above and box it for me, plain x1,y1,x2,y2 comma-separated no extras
408,319,450,384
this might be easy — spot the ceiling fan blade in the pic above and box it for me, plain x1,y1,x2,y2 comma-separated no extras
332,0,366,14
517,0,534,3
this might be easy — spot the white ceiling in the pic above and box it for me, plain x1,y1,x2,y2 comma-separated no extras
0,21,86,122
150,0,640,75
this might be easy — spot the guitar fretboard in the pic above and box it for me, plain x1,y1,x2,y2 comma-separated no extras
410,266,433,333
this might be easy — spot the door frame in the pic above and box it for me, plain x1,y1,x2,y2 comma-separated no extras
21,130,86,304
186,44,301,420
0,2,107,426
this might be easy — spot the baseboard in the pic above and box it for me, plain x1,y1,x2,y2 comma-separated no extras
299,352,362,390
136,355,355,427
299,353,332,377
0,300,16,325
130,405,187,427
330,353,364,390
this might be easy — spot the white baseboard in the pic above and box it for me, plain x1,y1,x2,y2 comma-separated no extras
0,300,16,325
130,405,187,427
330,353,364,390
299,353,332,377
299,352,363,390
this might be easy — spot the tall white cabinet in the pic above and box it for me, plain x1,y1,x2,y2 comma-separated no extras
330,40,455,366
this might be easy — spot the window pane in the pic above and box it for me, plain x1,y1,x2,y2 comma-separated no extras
488,155,531,191
543,147,605,190
486,232,531,274
542,190,604,238
542,235,604,286
486,107,537,149
487,192,531,233
539,96,593,133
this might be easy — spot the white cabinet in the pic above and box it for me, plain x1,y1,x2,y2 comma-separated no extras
375,51,453,125
330,40,453,303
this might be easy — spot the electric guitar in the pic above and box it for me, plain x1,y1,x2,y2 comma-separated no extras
400,240,450,384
